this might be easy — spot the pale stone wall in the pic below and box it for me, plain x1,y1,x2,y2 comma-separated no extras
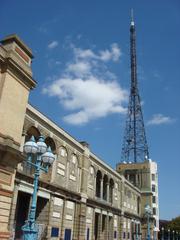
0,34,35,239
0,72,29,144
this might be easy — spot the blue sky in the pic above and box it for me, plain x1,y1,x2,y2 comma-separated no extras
1,1,180,220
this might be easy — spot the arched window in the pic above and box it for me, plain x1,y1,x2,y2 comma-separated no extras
88,166,95,187
45,136,56,154
70,154,78,176
57,146,68,177
59,146,67,157
103,175,108,201
96,170,102,198
25,126,40,142
109,178,114,203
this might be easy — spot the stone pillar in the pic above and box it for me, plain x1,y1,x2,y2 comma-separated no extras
0,34,36,239
103,215,108,240
72,202,80,240
80,146,90,195
135,174,139,187
97,213,102,240
78,202,87,240
117,215,122,240
108,215,113,240
8,183,19,239
107,183,109,202
100,179,103,199
112,187,114,204
60,200,66,240
119,213,124,240
91,210,95,240
47,195,55,240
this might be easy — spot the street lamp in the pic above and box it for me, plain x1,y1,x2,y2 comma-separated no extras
135,220,139,240
144,204,152,240
161,227,164,240
22,136,55,240
168,229,170,240
173,230,175,240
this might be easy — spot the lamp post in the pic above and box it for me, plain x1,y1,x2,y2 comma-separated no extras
22,136,55,240
135,220,139,240
173,230,175,240
176,231,178,240
131,219,135,240
168,229,170,240
144,204,152,240
161,227,164,240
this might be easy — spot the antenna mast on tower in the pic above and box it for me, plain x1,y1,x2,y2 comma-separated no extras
121,10,149,163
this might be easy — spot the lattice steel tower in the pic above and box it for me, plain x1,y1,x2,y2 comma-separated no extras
121,11,149,163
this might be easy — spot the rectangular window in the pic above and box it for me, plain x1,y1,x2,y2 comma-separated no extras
64,229,71,240
128,232,130,239
152,196,156,203
123,232,126,239
153,207,156,215
152,184,156,192
87,228,90,240
51,227,59,237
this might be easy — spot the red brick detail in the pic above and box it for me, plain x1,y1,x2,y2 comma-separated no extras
0,188,13,197
0,231,10,238
15,46,29,63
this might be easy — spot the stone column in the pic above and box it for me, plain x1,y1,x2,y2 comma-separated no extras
135,174,139,187
97,213,102,240
91,209,95,240
104,215,109,240
100,179,103,199
8,183,19,239
112,187,114,204
80,146,90,195
0,34,35,240
108,215,113,240
46,195,51,239
119,213,124,240
107,183,109,202
59,199,66,240
117,215,121,240
78,202,87,240
72,202,79,240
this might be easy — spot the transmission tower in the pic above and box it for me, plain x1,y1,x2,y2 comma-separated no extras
121,11,149,163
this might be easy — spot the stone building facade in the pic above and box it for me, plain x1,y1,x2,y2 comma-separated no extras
117,161,159,239
0,34,158,240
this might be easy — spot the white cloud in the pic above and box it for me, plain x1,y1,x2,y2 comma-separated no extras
43,43,127,125
73,43,121,62
43,77,127,125
99,43,121,62
147,114,175,126
67,61,91,77
48,41,59,49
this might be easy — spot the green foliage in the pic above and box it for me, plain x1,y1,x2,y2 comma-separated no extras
167,216,180,231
